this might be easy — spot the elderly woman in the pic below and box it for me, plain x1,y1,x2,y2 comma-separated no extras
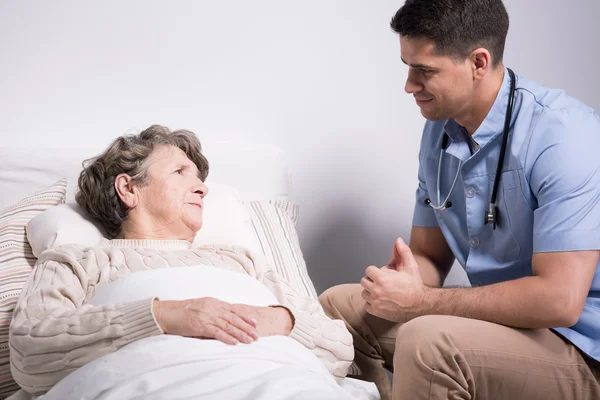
9,125,353,398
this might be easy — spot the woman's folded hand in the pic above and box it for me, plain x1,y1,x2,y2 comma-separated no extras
229,304,294,337
152,297,260,345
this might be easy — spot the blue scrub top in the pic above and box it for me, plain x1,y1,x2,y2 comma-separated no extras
412,69,600,360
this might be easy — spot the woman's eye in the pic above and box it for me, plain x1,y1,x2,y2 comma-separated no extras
175,169,183,174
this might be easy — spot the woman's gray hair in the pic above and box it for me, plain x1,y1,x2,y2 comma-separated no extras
75,125,209,238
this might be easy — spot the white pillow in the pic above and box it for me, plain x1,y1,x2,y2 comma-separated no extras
193,182,262,253
26,182,262,256
247,201,318,300
26,202,106,258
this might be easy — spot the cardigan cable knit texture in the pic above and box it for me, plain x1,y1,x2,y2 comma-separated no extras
9,239,353,395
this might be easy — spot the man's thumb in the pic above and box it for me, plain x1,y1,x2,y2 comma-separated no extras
391,238,414,270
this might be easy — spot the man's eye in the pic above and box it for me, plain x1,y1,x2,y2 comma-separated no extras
175,169,183,174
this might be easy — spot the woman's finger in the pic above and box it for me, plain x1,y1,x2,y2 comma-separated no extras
229,305,258,327
201,324,240,345
214,317,255,344
222,313,259,340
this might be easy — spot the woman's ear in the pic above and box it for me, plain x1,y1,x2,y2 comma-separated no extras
114,174,138,208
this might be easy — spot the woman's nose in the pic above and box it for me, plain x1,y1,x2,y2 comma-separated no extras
194,180,208,198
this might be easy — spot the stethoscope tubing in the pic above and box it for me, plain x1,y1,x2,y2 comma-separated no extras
425,68,517,229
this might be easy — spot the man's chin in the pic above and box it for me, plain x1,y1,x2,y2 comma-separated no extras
420,109,448,121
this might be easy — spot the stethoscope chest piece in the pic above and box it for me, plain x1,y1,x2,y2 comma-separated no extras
485,203,498,230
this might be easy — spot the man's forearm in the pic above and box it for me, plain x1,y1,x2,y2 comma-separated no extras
418,275,574,329
414,254,444,288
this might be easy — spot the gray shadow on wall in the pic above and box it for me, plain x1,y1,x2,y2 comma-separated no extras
301,204,471,294
301,205,405,296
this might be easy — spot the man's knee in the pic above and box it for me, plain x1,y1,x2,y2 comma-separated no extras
394,315,459,367
393,316,478,398
319,283,361,319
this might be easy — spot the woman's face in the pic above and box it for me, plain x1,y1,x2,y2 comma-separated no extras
131,145,208,240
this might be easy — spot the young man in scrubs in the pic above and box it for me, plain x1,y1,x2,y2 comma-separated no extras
320,1,600,399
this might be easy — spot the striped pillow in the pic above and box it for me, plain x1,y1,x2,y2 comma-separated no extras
247,201,318,300
0,179,67,399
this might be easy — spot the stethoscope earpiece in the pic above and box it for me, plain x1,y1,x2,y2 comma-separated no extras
424,198,452,210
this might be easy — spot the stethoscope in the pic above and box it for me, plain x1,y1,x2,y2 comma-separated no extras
424,68,516,230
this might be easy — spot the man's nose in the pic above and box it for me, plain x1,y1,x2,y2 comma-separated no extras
404,69,423,94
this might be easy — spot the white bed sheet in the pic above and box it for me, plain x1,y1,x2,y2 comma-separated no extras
35,335,377,400
8,378,378,400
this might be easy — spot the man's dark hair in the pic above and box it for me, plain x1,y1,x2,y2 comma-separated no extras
390,0,509,66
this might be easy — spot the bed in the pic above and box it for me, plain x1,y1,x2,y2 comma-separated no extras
0,143,380,400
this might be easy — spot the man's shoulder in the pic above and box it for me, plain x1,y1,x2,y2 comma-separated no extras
517,75,597,118
515,76,599,154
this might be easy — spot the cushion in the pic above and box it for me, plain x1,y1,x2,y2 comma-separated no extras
26,202,106,258
26,182,262,257
0,179,67,398
193,183,262,254
247,201,317,300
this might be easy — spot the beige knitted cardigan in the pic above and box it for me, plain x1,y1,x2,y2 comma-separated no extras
9,239,353,395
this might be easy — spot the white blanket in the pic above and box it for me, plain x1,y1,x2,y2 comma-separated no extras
89,264,283,307
35,266,378,400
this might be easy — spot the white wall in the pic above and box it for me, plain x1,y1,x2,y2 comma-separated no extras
1,0,598,293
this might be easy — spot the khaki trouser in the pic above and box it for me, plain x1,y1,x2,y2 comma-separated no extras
319,284,600,400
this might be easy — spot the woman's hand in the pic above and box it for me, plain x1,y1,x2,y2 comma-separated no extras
152,297,260,345
229,304,294,337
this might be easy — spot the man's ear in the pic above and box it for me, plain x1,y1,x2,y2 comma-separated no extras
469,47,492,80
114,174,138,208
